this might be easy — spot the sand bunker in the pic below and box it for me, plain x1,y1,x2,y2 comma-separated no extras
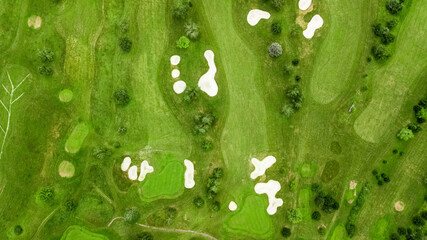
303,14,323,39
138,160,154,182
173,80,186,94
58,161,75,178
172,69,180,78
121,157,131,171
228,201,238,211
250,156,276,179
247,9,271,26
299,0,312,11
184,159,195,189
254,180,283,215
170,55,181,65
394,201,404,211
28,15,42,29
350,181,357,190
128,166,138,181
198,50,218,97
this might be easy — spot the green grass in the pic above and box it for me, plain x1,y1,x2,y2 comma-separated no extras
328,224,348,240
61,226,109,240
370,215,393,240
298,188,312,221
64,122,89,154
59,89,73,103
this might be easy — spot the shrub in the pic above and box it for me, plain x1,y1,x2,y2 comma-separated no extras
419,98,427,108
64,199,78,212
176,36,190,49
268,42,282,57
421,211,427,220
412,215,425,226
212,168,224,179
39,49,54,63
345,223,356,238
386,0,403,15
371,45,391,61
397,227,406,235
183,86,199,102
287,208,303,223
210,201,220,212
289,180,297,191
397,127,414,141
124,209,140,224
119,37,132,52
271,22,282,34
281,227,291,237
372,24,389,37
118,21,128,33
407,123,422,133
201,140,213,151
389,233,399,240
193,197,205,208
173,0,190,19
14,225,23,235
311,183,321,193
38,65,53,76
311,211,321,221
283,65,292,76
38,187,55,204
114,89,131,106
292,59,300,66
280,104,295,118
318,226,326,235
386,19,398,29
193,112,216,134
378,180,384,186
136,232,154,240
416,108,427,119
381,33,395,45
272,0,284,11
295,75,301,82
372,169,378,175
184,21,200,40
92,146,112,160
118,126,127,135
314,193,340,213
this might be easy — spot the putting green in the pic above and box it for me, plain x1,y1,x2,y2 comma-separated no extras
65,122,89,154
59,89,73,102
61,226,108,240
224,195,273,239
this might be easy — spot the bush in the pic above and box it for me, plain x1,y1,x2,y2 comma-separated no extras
268,42,282,57
295,75,301,82
345,223,356,238
38,187,55,204
371,45,391,61
372,169,378,175
64,199,78,212
421,211,427,220
314,193,340,213
184,21,200,40
124,209,140,224
38,65,53,76
118,21,128,33
118,126,127,135
407,123,422,133
386,0,403,15
386,19,398,29
173,0,190,19
280,104,295,118
397,227,406,236
114,89,130,106
272,0,284,11
92,146,112,160
311,211,321,221
381,33,395,45
176,36,190,49
14,225,23,235
193,112,216,134
389,233,399,240
283,65,292,76
287,208,303,223
119,37,132,52
193,197,205,208
412,215,425,226
136,232,154,240
397,127,414,141
318,226,326,235
271,22,282,34
281,227,291,237
183,86,199,103
416,108,427,119
212,168,224,179
39,49,54,63
292,59,300,66
210,201,220,212
372,24,389,37
201,140,213,151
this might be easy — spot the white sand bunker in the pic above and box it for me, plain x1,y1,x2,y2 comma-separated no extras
172,69,180,78
299,0,312,11
128,166,138,181
173,80,186,94
254,180,283,215
28,15,42,29
395,201,405,212
228,201,238,211
58,161,75,178
184,159,195,189
247,9,271,26
170,55,181,65
121,157,131,171
198,50,218,97
303,14,323,39
250,156,276,179
138,160,154,182
349,181,357,190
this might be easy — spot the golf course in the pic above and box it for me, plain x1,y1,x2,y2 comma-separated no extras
0,0,426,239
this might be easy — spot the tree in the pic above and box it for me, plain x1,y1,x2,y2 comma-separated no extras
420,211,427,220
281,227,291,237
271,22,282,34
397,127,414,141
136,232,154,240
173,0,190,19
210,201,220,212
412,215,425,226
38,65,53,76
397,227,406,236
183,86,198,103
272,0,284,11
318,226,326,235
119,37,132,52
381,33,395,45
37,187,55,204
289,180,297,191
184,21,200,40
64,199,78,212
124,209,140,224
371,45,390,61
286,85,302,100
193,197,205,208
268,42,282,57
39,49,54,63
176,36,190,49
389,233,399,240
287,208,303,223
118,126,127,135
212,168,224,178
372,24,389,37
416,108,427,119
114,89,130,106
311,211,321,221
407,123,421,133
386,0,403,15
92,146,112,160
345,223,356,238
311,183,321,193
386,19,398,29
201,140,212,151
14,225,23,235
283,65,292,76
292,59,300,66
280,104,294,118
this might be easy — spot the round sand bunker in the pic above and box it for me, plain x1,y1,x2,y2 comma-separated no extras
28,15,42,29
58,161,75,178
394,201,404,211
59,89,73,102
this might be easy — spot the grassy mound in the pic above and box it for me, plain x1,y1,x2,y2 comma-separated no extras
61,226,108,240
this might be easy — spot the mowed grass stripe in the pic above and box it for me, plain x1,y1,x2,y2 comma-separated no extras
309,0,366,104
133,0,190,157
201,0,268,182
354,0,427,142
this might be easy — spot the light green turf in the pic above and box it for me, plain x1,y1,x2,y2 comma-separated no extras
59,89,73,102
65,122,89,154
328,224,348,240
370,216,392,240
310,0,366,104
298,188,312,220
299,163,317,178
61,226,108,240
354,0,427,142
224,195,273,239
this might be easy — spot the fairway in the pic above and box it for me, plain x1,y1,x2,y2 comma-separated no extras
0,0,426,239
